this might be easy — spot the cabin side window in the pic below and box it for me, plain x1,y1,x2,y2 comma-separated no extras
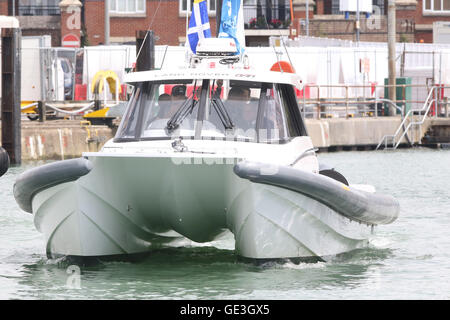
256,84,290,143
115,85,142,140
277,84,308,137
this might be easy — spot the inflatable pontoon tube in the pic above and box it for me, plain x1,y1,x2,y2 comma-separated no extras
14,157,93,213
233,161,399,225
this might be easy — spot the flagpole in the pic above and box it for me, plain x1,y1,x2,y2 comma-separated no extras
186,1,189,41
306,0,309,36
216,0,222,37
105,0,110,45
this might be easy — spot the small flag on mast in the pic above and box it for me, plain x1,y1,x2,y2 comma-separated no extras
187,0,212,54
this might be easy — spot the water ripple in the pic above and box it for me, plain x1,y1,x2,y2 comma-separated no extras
1,150,449,299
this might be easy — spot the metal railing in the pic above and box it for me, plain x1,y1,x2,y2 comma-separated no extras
298,83,450,120
19,5,60,16
243,4,290,29
376,85,450,150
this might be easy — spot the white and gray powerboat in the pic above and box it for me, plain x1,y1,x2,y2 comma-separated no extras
14,51,399,261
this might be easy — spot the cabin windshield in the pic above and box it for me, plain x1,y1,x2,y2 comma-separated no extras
115,78,306,143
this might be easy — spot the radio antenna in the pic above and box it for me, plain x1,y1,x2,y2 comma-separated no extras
278,31,296,73
136,0,163,62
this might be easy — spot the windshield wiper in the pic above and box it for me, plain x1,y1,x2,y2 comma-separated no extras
166,97,198,132
211,97,234,130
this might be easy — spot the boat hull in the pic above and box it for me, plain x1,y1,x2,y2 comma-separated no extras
26,154,378,260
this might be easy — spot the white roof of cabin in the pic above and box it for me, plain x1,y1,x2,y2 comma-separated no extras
124,68,303,88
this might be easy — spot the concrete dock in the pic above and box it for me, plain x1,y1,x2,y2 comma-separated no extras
1,120,116,161
307,117,450,151
1,117,450,161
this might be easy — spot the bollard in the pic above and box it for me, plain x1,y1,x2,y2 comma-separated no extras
38,101,46,122
1,27,21,165
94,99,101,111
445,97,448,117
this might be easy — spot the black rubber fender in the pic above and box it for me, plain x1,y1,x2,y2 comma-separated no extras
233,161,399,225
319,169,349,186
14,157,93,213
318,162,349,185
0,147,9,177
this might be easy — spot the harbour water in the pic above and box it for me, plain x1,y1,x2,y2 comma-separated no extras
0,148,449,300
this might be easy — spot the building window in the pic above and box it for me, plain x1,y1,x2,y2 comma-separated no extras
18,0,61,16
179,0,216,14
243,0,291,29
111,0,146,14
424,0,450,12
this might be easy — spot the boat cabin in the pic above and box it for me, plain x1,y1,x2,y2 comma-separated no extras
115,69,307,144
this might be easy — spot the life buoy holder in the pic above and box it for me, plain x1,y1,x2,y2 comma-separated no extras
270,61,295,73
91,70,122,96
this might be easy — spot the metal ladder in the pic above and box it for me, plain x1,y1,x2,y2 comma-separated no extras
376,87,439,150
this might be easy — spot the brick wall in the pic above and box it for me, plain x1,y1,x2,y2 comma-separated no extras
316,0,325,15
415,31,433,43
0,0,8,15
21,29,61,47
296,0,450,43
17,16,61,47
84,0,103,44
397,0,450,42
404,0,450,25
306,16,414,43
85,0,217,46
2,0,449,46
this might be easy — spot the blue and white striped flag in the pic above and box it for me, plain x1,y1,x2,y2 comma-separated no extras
218,0,245,55
187,0,212,54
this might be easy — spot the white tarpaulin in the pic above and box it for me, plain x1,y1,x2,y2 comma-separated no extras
440,50,450,98
339,0,372,12
150,44,449,103
71,42,450,104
